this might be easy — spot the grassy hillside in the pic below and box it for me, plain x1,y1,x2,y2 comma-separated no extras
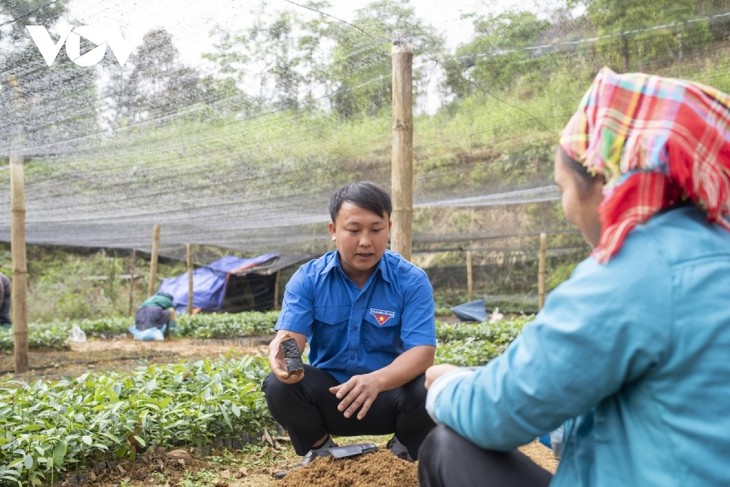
4,51,730,322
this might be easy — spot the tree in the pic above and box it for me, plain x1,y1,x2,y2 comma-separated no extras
203,1,331,113
0,0,99,156
443,11,551,98
0,0,67,42
572,0,714,71
103,29,205,127
201,0,444,118
324,0,444,118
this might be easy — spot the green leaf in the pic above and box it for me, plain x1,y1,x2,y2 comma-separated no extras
133,435,146,447
23,454,33,470
220,406,233,431
81,435,93,445
53,440,67,465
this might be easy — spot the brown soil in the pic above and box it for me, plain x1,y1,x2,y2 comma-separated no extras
58,446,215,487
273,440,557,487
0,335,270,382
276,449,417,487
1,337,558,486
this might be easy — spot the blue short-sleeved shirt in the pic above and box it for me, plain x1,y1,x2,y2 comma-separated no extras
276,249,436,383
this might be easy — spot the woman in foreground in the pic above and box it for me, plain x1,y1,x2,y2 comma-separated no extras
418,67,730,486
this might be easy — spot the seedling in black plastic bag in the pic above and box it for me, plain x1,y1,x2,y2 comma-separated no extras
280,333,304,378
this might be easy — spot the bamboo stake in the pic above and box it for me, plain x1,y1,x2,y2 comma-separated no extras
147,224,160,297
10,155,28,373
273,270,281,310
538,233,547,310
466,210,476,302
186,243,193,315
128,248,136,316
390,34,413,260
466,249,473,302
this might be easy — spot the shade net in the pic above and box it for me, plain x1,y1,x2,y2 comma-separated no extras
1,0,728,269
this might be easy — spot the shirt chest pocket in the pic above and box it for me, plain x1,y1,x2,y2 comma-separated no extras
362,310,402,352
312,305,350,350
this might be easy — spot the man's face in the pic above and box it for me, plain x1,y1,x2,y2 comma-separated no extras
328,201,391,285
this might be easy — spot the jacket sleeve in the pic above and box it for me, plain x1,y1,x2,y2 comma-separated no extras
427,245,672,450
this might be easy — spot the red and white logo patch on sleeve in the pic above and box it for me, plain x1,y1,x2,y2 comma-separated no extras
369,308,395,326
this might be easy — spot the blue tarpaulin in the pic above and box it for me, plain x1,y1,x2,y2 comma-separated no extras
158,253,278,313
451,299,488,322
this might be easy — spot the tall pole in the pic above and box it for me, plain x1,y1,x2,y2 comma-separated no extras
10,155,28,373
466,210,476,302
128,248,136,316
390,33,413,260
466,249,473,302
538,233,547,310
147,224,160,297
186,243,193,315
273,270,281,310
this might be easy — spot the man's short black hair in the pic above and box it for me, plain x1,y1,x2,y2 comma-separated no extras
329,181,392,222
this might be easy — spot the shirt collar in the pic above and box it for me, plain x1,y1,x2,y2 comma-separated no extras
324,250,392,284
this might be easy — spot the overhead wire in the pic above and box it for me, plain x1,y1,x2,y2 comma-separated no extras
2,6,728,256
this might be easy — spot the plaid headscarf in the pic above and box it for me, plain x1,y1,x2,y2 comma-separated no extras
560,67,730,263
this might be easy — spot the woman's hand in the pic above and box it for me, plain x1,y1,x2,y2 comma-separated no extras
425,364,459,389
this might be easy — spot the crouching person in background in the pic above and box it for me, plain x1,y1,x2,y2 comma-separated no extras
129,291,176,341
262,181,437,478
0,272,11,327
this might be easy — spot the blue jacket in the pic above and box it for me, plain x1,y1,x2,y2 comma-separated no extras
427,206,730,486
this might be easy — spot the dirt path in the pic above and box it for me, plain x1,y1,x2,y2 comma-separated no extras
0,335,270,382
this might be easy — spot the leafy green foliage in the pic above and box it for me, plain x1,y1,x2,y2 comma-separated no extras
446,11,551,97
0,357,273,485
435,315,532,366
22,247,188,324
0,310,538,484
104,29,205,127
0,312,279,351
176,312,278,338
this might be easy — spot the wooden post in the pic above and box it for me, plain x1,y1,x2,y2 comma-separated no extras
538,233,547,310
108,254,116,301
390,34,413,260
273,270,281,310
147,224,160,297
10,155,28,374
186,243,193,315
466,249,473,302
128,248,136,316
466,210,476,302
